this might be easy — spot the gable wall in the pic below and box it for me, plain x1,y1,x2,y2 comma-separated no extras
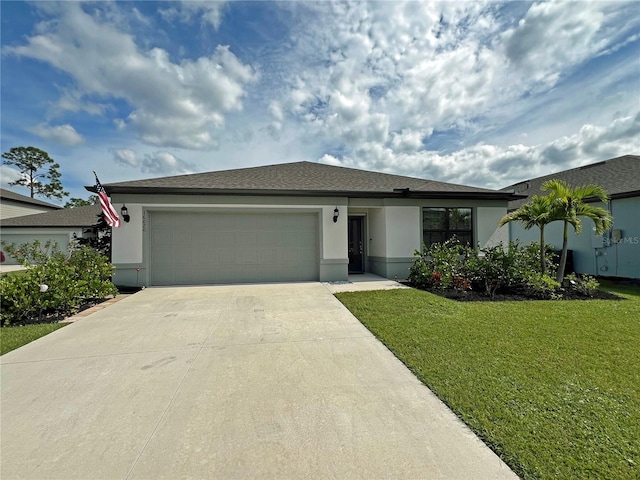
0,201,57,220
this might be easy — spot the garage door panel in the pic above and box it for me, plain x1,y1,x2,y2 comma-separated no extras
150,212,319,285
215,232,235,246
297,230,317,245
256,231,278,245
173,249,193,264
150,246,173,265
238,249,259,265
237,232,258,246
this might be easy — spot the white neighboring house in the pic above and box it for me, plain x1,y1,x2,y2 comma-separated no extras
89,161,521,287
0,205,102,265
0,188,61,220
501,154,640,280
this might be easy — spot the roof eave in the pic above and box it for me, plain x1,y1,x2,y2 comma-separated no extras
610,190,640,200
91,185,521,201
1,223,97,228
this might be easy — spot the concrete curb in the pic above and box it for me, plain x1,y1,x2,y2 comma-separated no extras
61,294,133,323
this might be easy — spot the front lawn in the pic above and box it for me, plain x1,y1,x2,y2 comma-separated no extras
0,323,68,356
336,284,640,480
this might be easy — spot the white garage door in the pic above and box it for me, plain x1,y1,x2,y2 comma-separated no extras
149,212,319,285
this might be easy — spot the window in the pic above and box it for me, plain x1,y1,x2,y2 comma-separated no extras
422,207,473,246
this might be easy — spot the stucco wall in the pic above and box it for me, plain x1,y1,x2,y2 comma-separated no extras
508,197,639,279
0,229,82,265
110,195,349,284
367,208,386,258
109,194,513,284
476,207,509,248
385,206,421,257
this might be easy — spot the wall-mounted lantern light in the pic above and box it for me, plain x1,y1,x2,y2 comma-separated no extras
121,205,131,223
333,207,340,223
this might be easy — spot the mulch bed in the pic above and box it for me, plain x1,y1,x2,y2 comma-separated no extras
6,286,144,327
7,298,112,327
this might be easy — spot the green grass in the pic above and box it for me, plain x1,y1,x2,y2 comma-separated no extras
0,323,68,355
336,284,640,480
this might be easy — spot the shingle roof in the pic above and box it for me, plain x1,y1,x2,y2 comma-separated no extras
97,161,515,199
501,155,640,209
0,205,102,228
0,188,62,209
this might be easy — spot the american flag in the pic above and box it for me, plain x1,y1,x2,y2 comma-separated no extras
93,172,121,228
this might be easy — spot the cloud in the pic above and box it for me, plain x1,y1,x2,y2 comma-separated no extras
53,89,108,116
113,149,196,175
500,1,607,87
4,2,257,150
320,113,640,190
160,1,226,29
27,123,84,146
113,149,140,168
0,165,23,189
270,1,638,189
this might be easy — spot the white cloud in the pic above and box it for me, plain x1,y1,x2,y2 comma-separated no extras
271,1,638,189
4,2,256,150
54,89,108,116
2,0,637,192
112,149,195,175
113,149,140,168
160,1,226,29
0,165,23,189
27,123,84,146
390,129,430,153
499,1,607,88
141,151,195,175
320,113,640,190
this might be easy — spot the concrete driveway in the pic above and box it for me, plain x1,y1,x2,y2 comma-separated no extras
1,283,516,479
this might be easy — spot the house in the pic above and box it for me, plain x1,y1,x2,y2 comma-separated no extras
0,205,102,265
501,154,640,279
93,161,518,287
0,188,61,220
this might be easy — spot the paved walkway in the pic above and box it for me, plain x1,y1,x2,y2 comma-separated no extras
1,282,516,479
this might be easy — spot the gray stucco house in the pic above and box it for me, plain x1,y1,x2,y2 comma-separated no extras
94,161,518,287
0,205,102,265
501,154,640,279
0,188,61,220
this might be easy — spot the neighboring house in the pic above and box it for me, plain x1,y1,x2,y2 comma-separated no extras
93,161,519,287
0,188,61,220
0,205,102,265
501,154,640,279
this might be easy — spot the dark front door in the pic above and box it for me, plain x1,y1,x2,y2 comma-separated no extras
348,216,365,273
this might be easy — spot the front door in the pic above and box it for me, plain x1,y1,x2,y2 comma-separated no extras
348,216,365,273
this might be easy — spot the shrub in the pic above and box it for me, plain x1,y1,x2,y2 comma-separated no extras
0,239,60,266
0,243,117,326
408,238,475,291
565,273,600,297
525,273,562,299
0,274,41,325
409,240,562,299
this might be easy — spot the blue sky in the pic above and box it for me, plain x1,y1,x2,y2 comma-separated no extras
1,1,639,203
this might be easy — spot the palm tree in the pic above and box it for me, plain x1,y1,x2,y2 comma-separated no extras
499,195,557,274
541,179,613,283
